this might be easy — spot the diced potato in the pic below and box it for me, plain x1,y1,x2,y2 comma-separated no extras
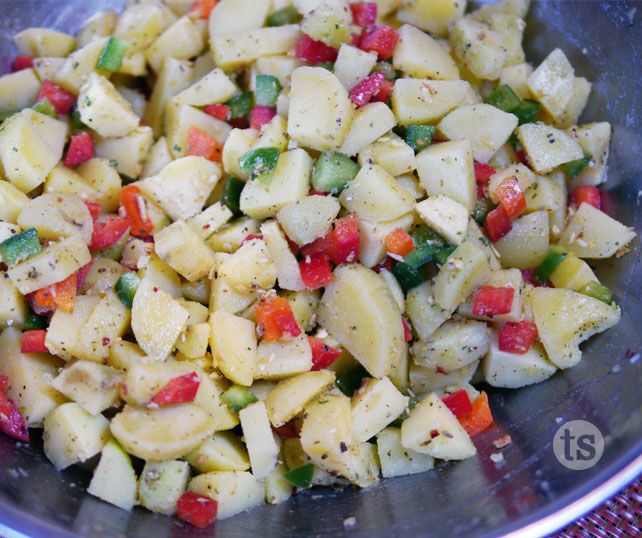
0,327,65,426
358,132,416,177
260,220,306,292
256,55,304,88
209,0,272,36
558,77,591,128
409,360,478,395
217,238,276,292
94,126,153,179
301,2,350,48
351,377,408,442
450,17,505,81
0,182,30,223
13,27,76,57
174,68,238,107
477,12,525,66
131,278,190,361
287,66,353,152
416,139,476,211
117,52,148,77
517,122,584,174
318,264,405,378
415,195,469,245
209,253,257,314
138,460,190,515
196,375,240,430
493,210,549,269
77,158,122,212
333,44,378,91
549,254,598,291
108,339,146,371
392,79,471,125
277,195,340,246
397,0,466,37
253,115,289,152
459,268,523,322
0,69,40,111
181,279,211,305
255,334,313,379
530,287,620,368
377,427,434,478
379,268,405,312
499,62,533,99
8,234,91,295
401,392,476,460
283,290,321,332
146,16,204,72
567,122,611,187
222,128,259,179
209,311,257,386
433,240,492,311
394,24,460,80
358,213,414,268
338,102,397,157
487,163,535,203
265,370,336,427
55,38,108,94
239,401,279,478
87,439,138,511
113,3,164,53
0,109,67,193
524,175,564,213
185,432,250,473
177,299,209,325
188,471,265,520
44,165,99,201
76,11,117,48
405,281,451,341
340,164,415,222
142,137,173,179
527,48,574,124
111,404,217,460
45,296,100,361
137,253,182,298
266,463,294,505
0,275,27,328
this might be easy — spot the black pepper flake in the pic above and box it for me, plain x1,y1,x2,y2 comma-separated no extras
339,442,348,453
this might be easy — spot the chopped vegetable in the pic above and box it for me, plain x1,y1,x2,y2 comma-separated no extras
283,463,314,489
64,132,95,167
484,84,521,113
498,320,539,354
472,198,495,226
474,161,496,184
115,272,140,309
187,126,223,162
372,79,394,103
0,228,41,266
36,80,75,115
403,243,433,268
562,153,592,178
496,177,526,219
535,248,567,283
349,72,386,107
329,213,359,265
250,106,277,130
21,330,48,353
119,185,154,237
485,205,513,242
579,281,614,304
151,372,201,405
312,152,359,193
433,245,456,265
569,185,601,210
359,25,399,60
300,253,333,290
0,375,29,442
226,92,254,119
89,215,130,250
405,125,435,153
203,103,230,121
223,177,245,215
336,365,369,396
273,420,299,438
222,384,258,412
239,147,280,181
472,286,515,316
513,100,541,125
255,74,283,107
294,34,338,63
308,336,342,370
96,37,129,72
12,55,34,72
176,492,218,529
256,294,302,340
402,317,413,342
385,228,415,256
33,99,57,118
372,61,396,81
267,5,302,27
458,392,493,437
188,0,218,20
442,390,473,418
23,309,48,330
30,272,77,314
392,261,424,291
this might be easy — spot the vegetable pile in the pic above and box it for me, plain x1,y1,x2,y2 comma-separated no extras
0,0,635,528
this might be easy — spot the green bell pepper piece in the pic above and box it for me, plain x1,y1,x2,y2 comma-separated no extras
115,272,141,309
579,281,613,304
255,74,283,107
336,365,369,397
472,198,496,226
0,228,41,266
222,384,258,411
513,100,541,125
267,5,302,26
33,99,57,118
96,36,129,72
405,125,435,153
23,309,48,330
433,245,456,265
561,153,592,178
392,262,424,291
226,92,254,119
313,61,334,72
239,147,281,181
535,248,567,283
372,61,396,81
312,151,359,193
403,243,433,269
283,463,314,489
223,177,245,215
411,224,445,247
484,84,521,112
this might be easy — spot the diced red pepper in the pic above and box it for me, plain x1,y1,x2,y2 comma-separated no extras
0,376,29,442
496,176,526,220
330,213,359,265
300,253,333,290
384,227,414,256
498,320,538,354
256,295,302,341
151,372,201,405
374,256,393,273
64,132,95,167
85,201,102,221
36,80,75,115
349,72,386,107
188,0,218,19
250,106,276,130
89,215,130,250
349,2,377,27
120,185,154,237
359,25,399,60
12,55,34,72
273,420,299,438
76,260,94,291
515,149,527,165
474,161,496,184
570,185,601,210
485,205,512,242
21,330,48,353
372,78,394,103
187,126,223,163
308,336,342,370
458,391,493,437
477,183,487,200
177,492,218,529
203,103,230,121
521,269,552,288
402,317,413,342
242,233,263,244
294,34,338,63
29,272,77,315
442,389,473,418
472,286,515,316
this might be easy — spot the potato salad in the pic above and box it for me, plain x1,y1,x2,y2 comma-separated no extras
0,0,636,528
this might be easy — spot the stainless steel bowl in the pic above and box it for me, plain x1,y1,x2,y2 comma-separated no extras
0,1,640,536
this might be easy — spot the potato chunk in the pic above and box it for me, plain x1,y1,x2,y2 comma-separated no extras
516,122,584,174
351,377,408,442
397,0,467,37
260,220,306,292
338,102,397,157
393,24,459,80
188,471,264,520
493,210,549,269
239,401,279,478
13,27,76,57
527,48,575,124
415,195,469,246
377,427,434,478
392,79,471,125
146,16,204,72
450,17,505,80
209,311,257,386
277,195,340,246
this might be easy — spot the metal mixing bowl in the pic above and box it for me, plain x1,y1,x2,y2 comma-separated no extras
0,1,640,536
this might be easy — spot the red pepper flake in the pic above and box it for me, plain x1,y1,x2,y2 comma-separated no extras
430,429,440,439
474,161,496,184
102,337,110,346
402,317,413,342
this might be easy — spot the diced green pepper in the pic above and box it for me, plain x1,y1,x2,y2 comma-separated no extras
23,309,48,330
513,100,541,125
535,248,566,283
96,36,129,72
405,125,435,153
69,102,84,130
255,74,283,107
223,177,245,215
403,243,433,269
283,463,314,489
484,84,521,112
239,147,281,182
561,153,592,178
336,365,369,397
226,92,254,119
33,99,57,118
312,152,359,193
115,272,141,309
0,109,19,123
0,228,41,266
472,198,496,226
579,281,613,304
390,394,418,427
372,61,396,81
313,62,334,72
392,262,424,292
267,5,302,26
433,245,456,265
222,384,258,411
411,224,445,247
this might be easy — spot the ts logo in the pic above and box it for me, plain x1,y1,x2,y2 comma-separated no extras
553,420,604,470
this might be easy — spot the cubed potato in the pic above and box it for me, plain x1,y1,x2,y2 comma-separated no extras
256,55,304,88
333,44,378,91
252,115,288,153
55,38,107,94
527,48,575,124
517,122,584,174
405,281,452,340
282,437,344,486
155,221,217,282
492,210,549,268
81,258,124,297
351,377,408,442
94,126,154,179
530,287,620,369
409,360,478,395
477,12,525,66
287,66,353,152
397,0,466,37
210,311,257,386
0,182,30,223
45,296,100,361
415,196,469,245
137,253,182,298
239,401,279,478
142,137,173,179
138,460,190,515
0,275,27,329
394,24,459,80
108,339,146,371
13,27,76,57
76,158,122,212
459,268,524,322
174,68,239,107
260,220,306,292
558,77,591,128
222,128,259,179
357,213,414,268
339,102,397,158
209,0,272,36
0,109,67,193
217,238,276,293
87,439,138,511
188,471,265,520
301,2,350,48
487,163,535,203
0,69,40,111
392,79,471,125
76,11,117,48
377,427,434,478
567,122,611,187
358,132,416,177
451,17,505,81
499,62,533,99
44,165,99,201
146,16,204,72
524,175,564,213
283,290,321,332
185,432,250,473
277,195,340,246
318,264,405,378
416,139,476,211
114,3,164,53
255,334,313,379
265,463,294,505
209,253,257,314
549,253,598,291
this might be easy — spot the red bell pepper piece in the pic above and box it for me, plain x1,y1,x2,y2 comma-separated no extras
29,272,77,315
308,336,342,370
273,420,299,438
515,148,527,165
250,106,277,130
521,269,552,288
373,256,393,273
359,25,399,60
474,161,496,184
472,286,515,316
496,176,526,219
203,103,230,121
188,0,218,19
21,330,48,353
372,78,394,103
36,80,75,115
294,34,338,63
330,213,359,265
242,233,263,244
442,389,473,418
300,253,333,290
458,391,493,436
120,185,154,237
76,260,94,291
349,72,386,107
12,55,34,72
177,492,218,529
64,132,95,167
384,227,414,256
349,2,377,27
187,126,223,163
89,215,130,250
569,185,601,210
85,201,102,221
151,372,201,405
256,295,302,341
0,376,29,442
485,205,512,242
498,320,538,354
402,317,413,342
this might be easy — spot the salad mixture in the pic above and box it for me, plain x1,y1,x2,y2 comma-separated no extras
0,0,636,528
